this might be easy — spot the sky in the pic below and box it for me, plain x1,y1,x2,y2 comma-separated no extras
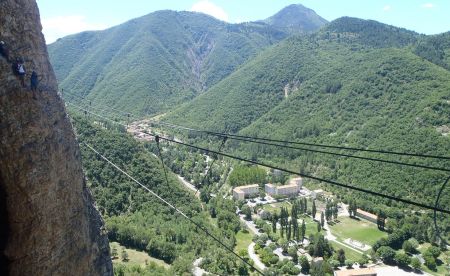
36,0,450,43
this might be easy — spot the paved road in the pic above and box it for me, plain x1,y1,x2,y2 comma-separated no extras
248,242,266,271
239,215,260,236
238,215,266,271
177,175,200,199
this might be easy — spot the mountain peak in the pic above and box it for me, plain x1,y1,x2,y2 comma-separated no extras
263,3,328,33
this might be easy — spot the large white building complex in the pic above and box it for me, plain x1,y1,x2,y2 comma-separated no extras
265,177,303,196
233,184,260,200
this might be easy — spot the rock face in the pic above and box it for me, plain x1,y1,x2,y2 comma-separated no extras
0,0,112,275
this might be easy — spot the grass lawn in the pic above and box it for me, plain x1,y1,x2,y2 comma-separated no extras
329,217,387,246
110,242,170,269
262,201,292,215
301,215,320,236
329,240,362,261
235,230,253,253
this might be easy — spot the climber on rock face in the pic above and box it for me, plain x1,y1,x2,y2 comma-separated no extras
30,70,39,91
0,40,10,61
16,58,26,87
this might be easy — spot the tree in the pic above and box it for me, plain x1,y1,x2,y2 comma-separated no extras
320,212,325,228
377,210,386,230
332,203,338,221
345,259,354,268
280,238,289,254
292,217,299,241
301,220,306,242
376,246,395,264
241,205,252,221
423,254,436,271
111,246,118,259
337,248,346,265
395,252,411,267
288,245,298,264
425,246,441,259
402,240,416,254
272,213,278,233
329,259,340,269
317,221,321,232
287,220,292,240
411,257,421,270
358,254,369,267
312,200,317,219
299,255,310,274
121,248,129,262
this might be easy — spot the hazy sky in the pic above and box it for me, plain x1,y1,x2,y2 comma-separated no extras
37,0,450,43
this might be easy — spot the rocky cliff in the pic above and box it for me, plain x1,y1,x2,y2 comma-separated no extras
0,0,112,275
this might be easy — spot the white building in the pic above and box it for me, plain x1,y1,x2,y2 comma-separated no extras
233,184,260,200
289,177,303,188
265,177,303,196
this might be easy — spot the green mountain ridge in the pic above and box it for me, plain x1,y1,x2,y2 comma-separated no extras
164,18,450,210
49,10,296,116
262,4,328,34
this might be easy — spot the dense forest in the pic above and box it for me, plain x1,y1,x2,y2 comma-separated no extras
72,117,253,275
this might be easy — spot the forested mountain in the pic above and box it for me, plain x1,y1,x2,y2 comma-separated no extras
48,11,291,116
262,4,328,34
414,31,450,70
165,18,450,214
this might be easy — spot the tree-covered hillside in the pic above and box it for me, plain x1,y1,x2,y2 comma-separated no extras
164,18,450,218
49,10,289,117
414,31,450,70
72,117,250,275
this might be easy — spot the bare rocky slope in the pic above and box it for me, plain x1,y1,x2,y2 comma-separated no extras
0,0,112,275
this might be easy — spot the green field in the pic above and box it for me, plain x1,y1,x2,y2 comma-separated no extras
262,201,292,215
235,230,253,253
329,240,362,261
329,217,387,246
110,242,170,269
301,216,320,237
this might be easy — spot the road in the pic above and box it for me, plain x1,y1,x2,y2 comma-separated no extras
238,214,266,271
239,215,260,236
248,242,267,271
177,175,200,199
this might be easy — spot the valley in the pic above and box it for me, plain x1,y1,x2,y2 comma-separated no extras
53,3,449,276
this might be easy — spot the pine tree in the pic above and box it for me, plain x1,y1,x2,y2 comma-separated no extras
333,203,338,220
320,212,325,228
312,200,317,219
287,220,292,240
301,220,306,242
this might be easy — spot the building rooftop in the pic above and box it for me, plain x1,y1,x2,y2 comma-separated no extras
234,184,259,191
334,267,376,276
356,209,378,220
277,183,299,189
